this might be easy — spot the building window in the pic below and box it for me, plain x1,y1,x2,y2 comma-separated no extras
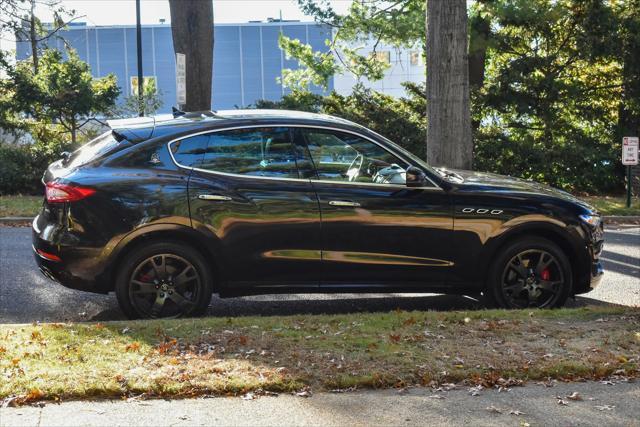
373,51,391,64
410,51,422,66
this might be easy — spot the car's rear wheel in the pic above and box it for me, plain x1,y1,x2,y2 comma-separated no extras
115,242,213,319
486,237,572,309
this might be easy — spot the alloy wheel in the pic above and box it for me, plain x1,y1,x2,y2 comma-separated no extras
500,249,565,308
128,253,201,318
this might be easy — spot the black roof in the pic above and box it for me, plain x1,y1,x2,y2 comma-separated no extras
107,109,365,143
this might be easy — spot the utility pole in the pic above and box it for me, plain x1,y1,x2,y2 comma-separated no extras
136,0,144,116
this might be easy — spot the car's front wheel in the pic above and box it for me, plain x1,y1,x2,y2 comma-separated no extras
486,237,572,309
115,242,213,319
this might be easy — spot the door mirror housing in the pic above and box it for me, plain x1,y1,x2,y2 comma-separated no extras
406,166,426,187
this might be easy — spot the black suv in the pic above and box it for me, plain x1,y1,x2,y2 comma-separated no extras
33,110,604,318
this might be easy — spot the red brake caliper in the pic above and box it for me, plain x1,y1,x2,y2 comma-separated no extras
541,269,550,281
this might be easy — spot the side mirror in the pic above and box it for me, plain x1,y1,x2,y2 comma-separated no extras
406,166,426,187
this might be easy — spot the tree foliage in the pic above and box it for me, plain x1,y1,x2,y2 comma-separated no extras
279,0,423,87
10,49,120,143
474,0,630,193
110,78,164,118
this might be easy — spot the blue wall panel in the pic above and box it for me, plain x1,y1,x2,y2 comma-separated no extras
15,23,333,114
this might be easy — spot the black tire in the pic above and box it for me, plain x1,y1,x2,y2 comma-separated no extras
485,237,572,309
115,241,213,319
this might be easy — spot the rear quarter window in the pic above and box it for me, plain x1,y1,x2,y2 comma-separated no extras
170,134,209,167
66,131,124,168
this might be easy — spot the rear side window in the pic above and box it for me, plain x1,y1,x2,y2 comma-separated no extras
198,127,299,178
66,131,122,168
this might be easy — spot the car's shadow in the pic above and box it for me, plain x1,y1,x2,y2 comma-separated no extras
88,293,619,322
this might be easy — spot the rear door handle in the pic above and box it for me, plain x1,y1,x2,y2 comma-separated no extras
329,200,361,207
198,194,232,201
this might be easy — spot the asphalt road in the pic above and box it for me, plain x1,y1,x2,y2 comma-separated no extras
2,381,638,426
0,226,638,324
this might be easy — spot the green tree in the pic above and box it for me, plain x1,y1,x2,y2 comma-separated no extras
280,0,424,88
475,0,624,192
12,49,120,144
111,78,164,118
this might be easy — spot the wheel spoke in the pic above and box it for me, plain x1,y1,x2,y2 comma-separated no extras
535,253,553,275
538,280,561,292
131,280,157,294
174,265,196,287
509,257,528,279
168,291,195,312
503,281,525,295
150,294,166,317
151,255,167,280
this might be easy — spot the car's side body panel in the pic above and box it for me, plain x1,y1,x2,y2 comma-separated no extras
310,181,454,288
188,170,323,290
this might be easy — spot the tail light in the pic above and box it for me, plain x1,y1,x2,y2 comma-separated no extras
45,182,95,203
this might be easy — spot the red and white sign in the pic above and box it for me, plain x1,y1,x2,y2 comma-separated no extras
622,137,639,166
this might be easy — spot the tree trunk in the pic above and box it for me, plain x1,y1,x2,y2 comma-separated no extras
168,0,214,111
426,0,473,169
29,0,39,73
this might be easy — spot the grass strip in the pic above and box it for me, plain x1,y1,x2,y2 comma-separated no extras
1,306,639,405
0,195,41,218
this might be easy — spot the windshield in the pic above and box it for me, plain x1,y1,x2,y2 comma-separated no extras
66,131,122,168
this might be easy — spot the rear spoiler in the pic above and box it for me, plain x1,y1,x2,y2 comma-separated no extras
107,116,157,143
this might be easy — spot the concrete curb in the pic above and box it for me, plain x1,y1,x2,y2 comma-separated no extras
0,216,33,224
1,216,639,225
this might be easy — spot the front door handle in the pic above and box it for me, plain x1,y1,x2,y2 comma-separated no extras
198,194,232,201
329,200,361,207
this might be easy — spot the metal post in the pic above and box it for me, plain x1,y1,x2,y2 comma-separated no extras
627,165,632,208
136,0,144,117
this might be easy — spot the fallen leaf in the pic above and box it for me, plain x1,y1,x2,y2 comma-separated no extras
26,389,44,401
403,317,416,326
509,410,526,416
594,405,615,411
566,392,582,401
389,334,401,343
125,342,140,352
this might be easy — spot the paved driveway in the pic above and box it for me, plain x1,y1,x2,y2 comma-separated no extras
1,226,637,323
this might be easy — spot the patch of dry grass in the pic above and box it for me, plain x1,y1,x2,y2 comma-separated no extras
1,306,638,405
0,195,41,218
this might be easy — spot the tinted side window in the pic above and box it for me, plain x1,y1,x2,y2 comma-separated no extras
200,127,299,178
302,129,409,185
170,134,209,167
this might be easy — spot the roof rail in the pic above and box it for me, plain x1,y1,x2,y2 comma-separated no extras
172,107,222,120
